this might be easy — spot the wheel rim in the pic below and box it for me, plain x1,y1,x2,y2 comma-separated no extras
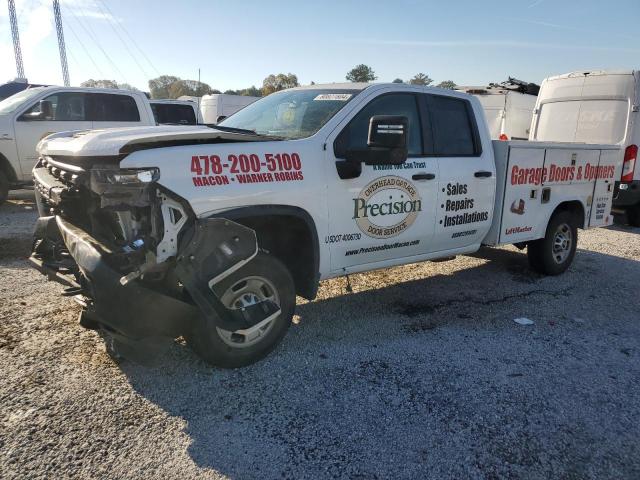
551,223,572,264
216,276,280,348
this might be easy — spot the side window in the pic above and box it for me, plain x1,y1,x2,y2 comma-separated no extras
21,92,87,121
335,93,422,158
424,95,479,156
89,93,141,122
151,103,197,125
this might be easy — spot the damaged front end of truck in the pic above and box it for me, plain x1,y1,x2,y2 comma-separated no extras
30,134,279,364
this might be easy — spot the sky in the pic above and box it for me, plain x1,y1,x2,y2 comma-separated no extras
1,0,639,92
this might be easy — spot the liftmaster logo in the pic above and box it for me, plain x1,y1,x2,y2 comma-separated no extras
352,176,422,239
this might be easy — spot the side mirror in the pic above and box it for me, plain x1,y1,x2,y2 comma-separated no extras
368,115,408,149
21,100,53,121
335,115,409,180
40,100,53,119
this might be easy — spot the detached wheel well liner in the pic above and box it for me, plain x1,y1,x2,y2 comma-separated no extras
210,205,320,300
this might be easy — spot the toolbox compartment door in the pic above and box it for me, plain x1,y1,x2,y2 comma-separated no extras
498,146,546,244
588,149,619,227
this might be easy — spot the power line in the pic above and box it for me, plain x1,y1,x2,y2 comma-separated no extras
65,3,129,83
63,15,106,78
96,0,160,77
93,0,149,79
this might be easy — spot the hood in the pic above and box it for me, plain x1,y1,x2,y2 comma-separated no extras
37,125,267,158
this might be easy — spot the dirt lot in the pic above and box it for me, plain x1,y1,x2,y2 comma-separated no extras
1,190,639,480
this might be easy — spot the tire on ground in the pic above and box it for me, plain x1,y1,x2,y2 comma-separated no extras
627,204,640,227
186,252,295,368
527,210,578,275
0,170,8,206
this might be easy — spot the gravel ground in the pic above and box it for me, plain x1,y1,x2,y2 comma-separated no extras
1,190,639,480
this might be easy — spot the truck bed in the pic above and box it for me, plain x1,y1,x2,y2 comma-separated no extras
483,140,622,246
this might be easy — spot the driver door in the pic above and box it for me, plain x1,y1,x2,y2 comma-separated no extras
15,91,92,174
325,92,439,271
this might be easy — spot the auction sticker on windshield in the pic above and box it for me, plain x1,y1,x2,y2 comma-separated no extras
314,94,352,101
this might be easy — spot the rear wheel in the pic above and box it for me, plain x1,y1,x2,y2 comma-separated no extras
0,170,8,206
186,252,295,368
527,211,577,275
627,204,640,227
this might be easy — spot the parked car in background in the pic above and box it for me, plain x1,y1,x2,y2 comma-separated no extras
0,86,155,204
529,70,640,225
150,99,202,125
200,93,260,124
458,78,538,141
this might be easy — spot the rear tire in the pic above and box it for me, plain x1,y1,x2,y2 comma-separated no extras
527,211,577,275
186,252,295,368
0,170,8,206
627,204,640,227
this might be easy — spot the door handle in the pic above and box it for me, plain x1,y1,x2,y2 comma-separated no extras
474,171,492,178
412,173,436,181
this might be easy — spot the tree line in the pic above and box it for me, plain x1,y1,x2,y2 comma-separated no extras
81,64,457,99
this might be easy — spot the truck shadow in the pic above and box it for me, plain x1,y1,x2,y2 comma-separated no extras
119,245,640,478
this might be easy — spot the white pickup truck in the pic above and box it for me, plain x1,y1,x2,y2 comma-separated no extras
29,83,622,368
0,86,155,204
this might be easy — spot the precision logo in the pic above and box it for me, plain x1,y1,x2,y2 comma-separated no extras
352,176,422,239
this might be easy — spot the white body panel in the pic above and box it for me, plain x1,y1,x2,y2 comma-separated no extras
200,94,260,124
0,86,155,182
530,70,639,182
483,141,621,245
467,91,536,140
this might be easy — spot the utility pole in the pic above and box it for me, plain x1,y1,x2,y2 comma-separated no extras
52,0,70,86
7,0,25,79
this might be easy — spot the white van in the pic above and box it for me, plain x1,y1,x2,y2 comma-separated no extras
0,86,155,203
458,81,537,141
200,93,259,124
529,70,640,225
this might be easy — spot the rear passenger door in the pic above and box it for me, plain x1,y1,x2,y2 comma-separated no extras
423,93,496,252
87,93,143,129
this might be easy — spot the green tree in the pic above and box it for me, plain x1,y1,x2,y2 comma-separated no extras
117,83,139,91
148,76,214,98
262,73,299,96
346,64,377,83
224,86,262,97
392,78,404,84
81,79,119,89
148,75,181,98
436,80,457,90
409,73,433,86
81,79,139,91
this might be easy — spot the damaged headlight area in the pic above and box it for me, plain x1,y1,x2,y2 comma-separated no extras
93,167,160,185
90,167,160,209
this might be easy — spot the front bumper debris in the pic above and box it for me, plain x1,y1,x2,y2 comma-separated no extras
30,216,200,363
30,215,279,364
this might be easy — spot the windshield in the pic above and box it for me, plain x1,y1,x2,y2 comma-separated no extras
218,89,360,139
0,88,44,115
